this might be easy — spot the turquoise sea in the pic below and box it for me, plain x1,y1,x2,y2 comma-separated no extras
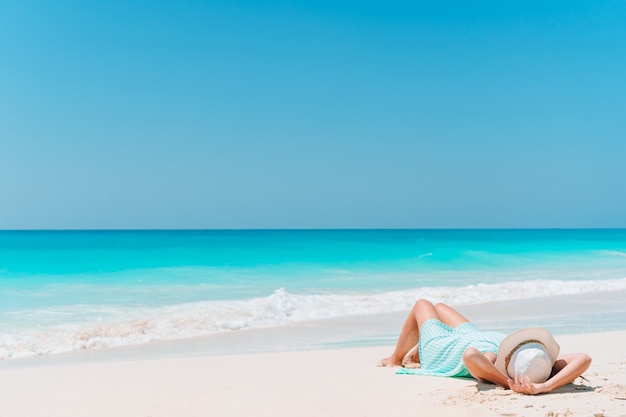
1,229,626,360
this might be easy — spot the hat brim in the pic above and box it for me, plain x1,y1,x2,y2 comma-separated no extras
495,327,560,378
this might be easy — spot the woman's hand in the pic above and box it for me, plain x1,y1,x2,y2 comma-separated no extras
508,374,548,395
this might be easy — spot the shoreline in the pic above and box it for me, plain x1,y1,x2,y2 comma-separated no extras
2,290,626,369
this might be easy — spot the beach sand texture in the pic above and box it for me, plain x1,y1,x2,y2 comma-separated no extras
0,330,624,417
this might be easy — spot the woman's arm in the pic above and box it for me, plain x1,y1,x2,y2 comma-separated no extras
508,353,592,395
462,347,510,388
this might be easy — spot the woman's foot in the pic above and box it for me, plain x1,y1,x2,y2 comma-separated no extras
377,356,402,367
401,344,420,368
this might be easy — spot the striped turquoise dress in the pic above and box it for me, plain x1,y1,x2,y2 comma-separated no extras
397,319,506,377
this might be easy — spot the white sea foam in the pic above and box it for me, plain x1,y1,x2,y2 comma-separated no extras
1,277,626,360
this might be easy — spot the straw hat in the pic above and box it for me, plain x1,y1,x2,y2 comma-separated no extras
495,328,560,383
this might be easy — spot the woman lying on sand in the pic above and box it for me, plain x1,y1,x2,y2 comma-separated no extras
379,299,591,395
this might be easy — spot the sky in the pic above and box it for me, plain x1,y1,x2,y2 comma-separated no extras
1,0,625,229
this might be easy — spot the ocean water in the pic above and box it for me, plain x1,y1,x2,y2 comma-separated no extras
1,229,626,360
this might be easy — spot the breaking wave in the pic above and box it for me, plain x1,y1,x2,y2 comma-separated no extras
2,277,626,360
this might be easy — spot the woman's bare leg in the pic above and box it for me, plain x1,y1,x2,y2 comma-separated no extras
434,303,470,328
379,299,440,367
401,303,471,366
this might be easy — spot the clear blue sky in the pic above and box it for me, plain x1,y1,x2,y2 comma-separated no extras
1,0,625,229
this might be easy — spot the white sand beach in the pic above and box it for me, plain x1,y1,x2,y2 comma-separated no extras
0,326,625,417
